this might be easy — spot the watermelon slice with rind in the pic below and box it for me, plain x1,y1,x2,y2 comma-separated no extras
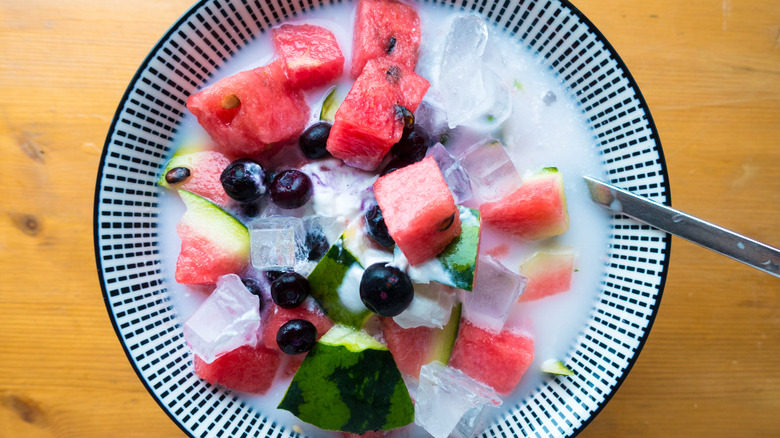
400,206,481,291
519,249,575,302
157,149,231,206
278,325,414,433
175,190,249,285
481,167,569,240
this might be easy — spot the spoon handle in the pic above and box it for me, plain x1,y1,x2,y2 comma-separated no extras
584,176,780,278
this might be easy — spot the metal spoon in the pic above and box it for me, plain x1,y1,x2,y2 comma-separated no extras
584,176,780,278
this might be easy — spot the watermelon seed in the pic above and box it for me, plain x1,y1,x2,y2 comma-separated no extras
165,166,191,184
386,36,397,54
437,212,456,232
385,65,401,84
221,93,241,109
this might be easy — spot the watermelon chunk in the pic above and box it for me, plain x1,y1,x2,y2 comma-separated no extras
278,325,414,433
351,0,421,78
481,167,569,240
448,321,534,395
186,60,309,157
519,250,575,302
193,343,283,394
327,59,430,171
374,156,460,265
262,300,334,351
176,190,249,285
382,303,461,378
272,24,345,90
157,150,231,206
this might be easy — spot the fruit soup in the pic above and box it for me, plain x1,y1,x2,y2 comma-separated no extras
158,0,610,436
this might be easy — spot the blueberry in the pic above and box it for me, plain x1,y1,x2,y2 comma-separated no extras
276,319,317,355
220,158,267,202
391,124,430,163
359,263,413,317
271,272,310,309
306,227,330,261
270,169,313,209
165,166,191,184
364,204,394,247
300,122,332,159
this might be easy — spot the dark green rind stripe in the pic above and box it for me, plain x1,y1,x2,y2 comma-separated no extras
307,238,371,328
437,207,481,291
278,344,414,433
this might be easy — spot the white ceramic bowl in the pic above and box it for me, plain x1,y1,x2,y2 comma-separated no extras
95,0,671,436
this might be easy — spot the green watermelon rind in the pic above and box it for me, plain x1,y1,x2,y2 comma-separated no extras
178,190,249,253
307,237,372,329
436,206,481,291
319,86,342,122
426,302,462,366
278,326,414,433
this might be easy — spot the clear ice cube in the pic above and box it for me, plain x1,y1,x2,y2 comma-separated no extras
415,361,502,438
426,142,473,204
182,274,262,363
438,15,512,130
462,255,526,332
249,216,307,271
393,283,457,329
455,138,521,202
439,15,489,128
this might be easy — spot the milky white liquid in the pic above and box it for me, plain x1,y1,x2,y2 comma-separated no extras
159,2,611,436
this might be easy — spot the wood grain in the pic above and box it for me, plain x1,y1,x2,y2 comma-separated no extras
1,0,778,437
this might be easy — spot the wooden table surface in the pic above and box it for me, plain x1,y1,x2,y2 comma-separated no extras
1,0,778,436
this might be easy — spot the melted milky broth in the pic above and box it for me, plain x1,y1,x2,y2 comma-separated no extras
160,2,610,436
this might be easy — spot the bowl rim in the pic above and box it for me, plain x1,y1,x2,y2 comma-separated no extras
93,0,672,436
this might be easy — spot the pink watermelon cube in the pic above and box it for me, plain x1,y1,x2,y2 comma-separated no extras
186,59,309,158
481,168,569,240
351,0,421,78
193,344,283,394
272,23,345,90
519,250,575,302
261,301,334,351
326,59,429,171
374,156,460,265
448,321,534,395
